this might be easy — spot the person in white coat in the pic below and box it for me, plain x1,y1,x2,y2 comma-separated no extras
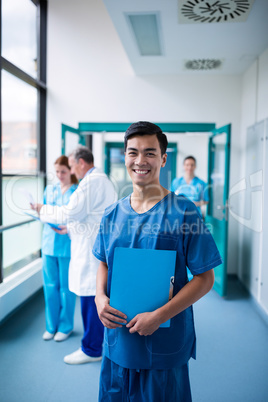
34,146,117,364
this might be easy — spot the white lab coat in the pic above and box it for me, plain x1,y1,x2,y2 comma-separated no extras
40,168,117,296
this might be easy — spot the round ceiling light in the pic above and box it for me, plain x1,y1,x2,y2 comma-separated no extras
185,59,223,70
179,0,254,24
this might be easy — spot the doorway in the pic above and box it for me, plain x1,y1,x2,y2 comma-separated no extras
61,122,231,296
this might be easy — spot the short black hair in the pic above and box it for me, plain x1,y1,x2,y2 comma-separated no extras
124,121,168,156
184,155,196,164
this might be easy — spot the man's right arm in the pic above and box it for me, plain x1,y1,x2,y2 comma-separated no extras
39,181,88,224
95,261,127,329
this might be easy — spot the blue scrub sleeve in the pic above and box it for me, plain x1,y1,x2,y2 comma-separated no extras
183,203,222,275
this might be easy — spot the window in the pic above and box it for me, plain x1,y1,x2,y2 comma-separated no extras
2,70,38,174
0,0,47,282
2,0,38,78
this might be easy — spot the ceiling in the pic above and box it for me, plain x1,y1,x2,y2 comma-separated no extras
102,0,268,75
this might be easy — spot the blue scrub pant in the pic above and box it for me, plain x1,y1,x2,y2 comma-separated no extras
99,356,192,402
80,296,104,357
42,255,76,334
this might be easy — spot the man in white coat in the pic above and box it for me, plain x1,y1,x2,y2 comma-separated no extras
37,146,117,364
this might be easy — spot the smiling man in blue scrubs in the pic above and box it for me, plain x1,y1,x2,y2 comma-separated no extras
93,121,222,401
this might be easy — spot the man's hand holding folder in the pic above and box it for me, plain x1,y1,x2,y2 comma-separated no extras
126,311,163,336
95,289,161,336
95,247,176,335
95,291,127,329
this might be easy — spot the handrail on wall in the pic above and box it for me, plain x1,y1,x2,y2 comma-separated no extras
0,219,35,234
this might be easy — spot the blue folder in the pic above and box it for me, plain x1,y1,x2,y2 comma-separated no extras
24,212,63,231
110,247,177,328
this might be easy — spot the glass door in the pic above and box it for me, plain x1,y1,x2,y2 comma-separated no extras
61,124,86,155
206,125,231,296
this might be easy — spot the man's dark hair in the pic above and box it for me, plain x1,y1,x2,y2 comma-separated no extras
184,155,196,164
124,121,168,156
70,146,94,164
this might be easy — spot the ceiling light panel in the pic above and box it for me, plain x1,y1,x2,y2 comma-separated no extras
126,13,162,56
178,0,255,24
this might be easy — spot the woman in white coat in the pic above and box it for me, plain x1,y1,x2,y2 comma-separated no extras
34,146,117,364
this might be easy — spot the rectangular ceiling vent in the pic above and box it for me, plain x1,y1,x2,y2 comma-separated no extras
178,0,255,24
126,13,162,56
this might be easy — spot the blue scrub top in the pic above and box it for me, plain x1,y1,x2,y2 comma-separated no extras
42,183,77,257
92,193,222,370
171,176,209,214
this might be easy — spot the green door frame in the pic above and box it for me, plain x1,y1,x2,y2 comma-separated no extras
207,124,231,217
104,142,123,176
77,122,216,133
62,121,216,154
61,124,86,154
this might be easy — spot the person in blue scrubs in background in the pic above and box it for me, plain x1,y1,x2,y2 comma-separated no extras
93,122,222,401
171,155,209,216
41,155,78,342
171,155,209,281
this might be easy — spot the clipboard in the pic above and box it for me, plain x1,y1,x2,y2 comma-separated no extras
24,212,63,231
110,247,176,328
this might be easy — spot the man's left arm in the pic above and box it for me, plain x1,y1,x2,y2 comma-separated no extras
127,269,214,336
127,201,220,336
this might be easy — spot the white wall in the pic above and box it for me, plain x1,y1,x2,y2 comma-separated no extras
238,47,268,307
0,260,43,323
239,48,268,154
257,49,268,122
47,0,243,274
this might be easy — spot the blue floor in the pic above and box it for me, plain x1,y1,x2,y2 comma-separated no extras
190,278,268,402
0,277,268,402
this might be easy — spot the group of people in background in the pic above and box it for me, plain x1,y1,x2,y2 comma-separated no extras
31,121,219,402
32,147,117,364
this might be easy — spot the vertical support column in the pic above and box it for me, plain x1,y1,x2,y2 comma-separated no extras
0,0,3,283
38,0,47,176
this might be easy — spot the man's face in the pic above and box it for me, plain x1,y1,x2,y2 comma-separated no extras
68,155,83,180
125,135,167,187
183,158,196,176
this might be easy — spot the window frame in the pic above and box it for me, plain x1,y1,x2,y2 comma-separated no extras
0,0,47,283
